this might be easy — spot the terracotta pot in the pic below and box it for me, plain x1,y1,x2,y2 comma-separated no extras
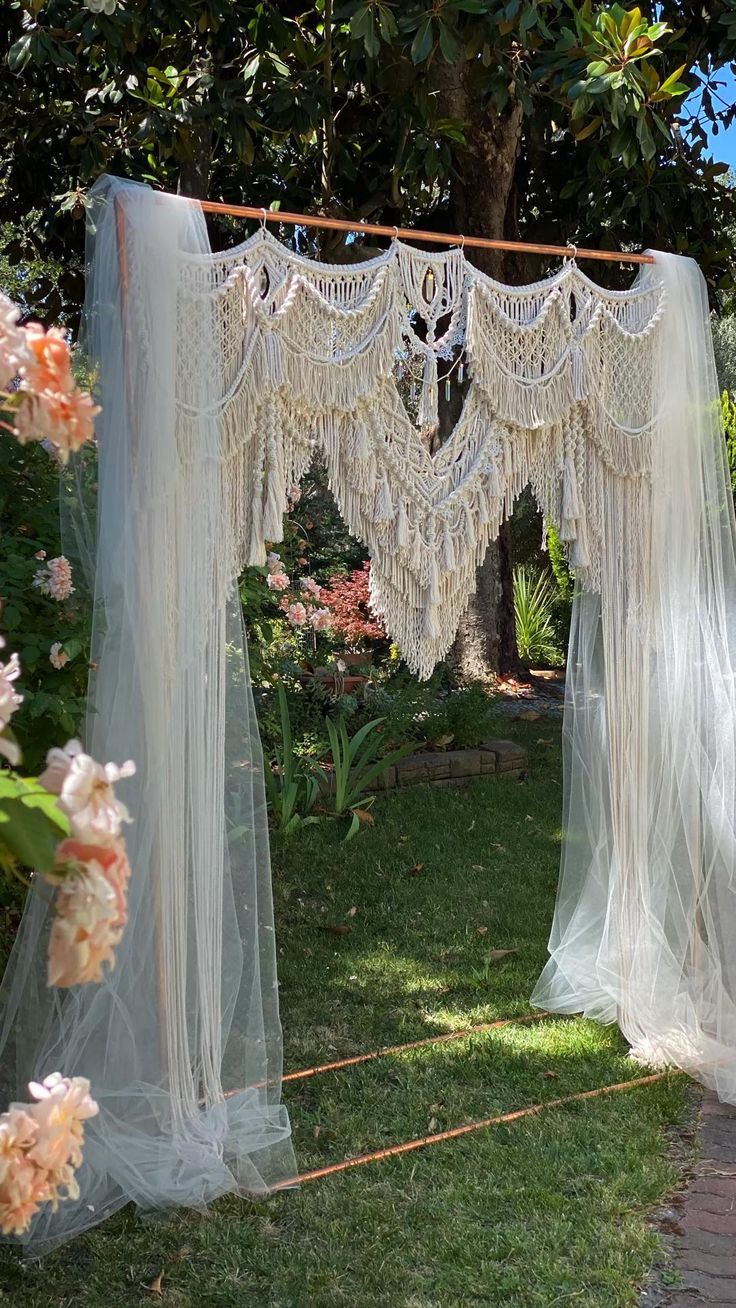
338,650,373,669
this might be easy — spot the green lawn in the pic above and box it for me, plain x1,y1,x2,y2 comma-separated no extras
0,718,689,1307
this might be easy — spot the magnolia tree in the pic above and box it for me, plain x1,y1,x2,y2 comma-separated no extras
0,296,134,1238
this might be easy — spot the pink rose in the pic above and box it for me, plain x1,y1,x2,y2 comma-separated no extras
286,602,308,627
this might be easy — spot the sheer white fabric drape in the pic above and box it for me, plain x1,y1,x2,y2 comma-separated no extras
0,177,294,1253
533,253,736,1101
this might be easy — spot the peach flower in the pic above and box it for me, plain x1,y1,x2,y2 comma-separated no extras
39,739,135,845
24,1074,98,1173
46,838,132,987
49,642,70,670
0,1077,99,1235
311,607,333,632
286,602,308,627
20,324,74,396
266,571,290,592
15,388,99,463
33,555,74,602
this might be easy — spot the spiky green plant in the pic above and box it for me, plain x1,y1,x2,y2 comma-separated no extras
513,567,563,667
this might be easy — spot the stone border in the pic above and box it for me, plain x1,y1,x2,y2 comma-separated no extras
664,1091,736,1306
371,739,528,791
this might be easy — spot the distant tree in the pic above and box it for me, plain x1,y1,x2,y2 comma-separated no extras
2,0,735,672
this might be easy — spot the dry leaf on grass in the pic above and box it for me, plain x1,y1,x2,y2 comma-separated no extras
347,906,358,917
488,948,518,962
352,808,374,825
321,924,352,936
476,925,488,936
144,1271,164,1295
408,862,425,876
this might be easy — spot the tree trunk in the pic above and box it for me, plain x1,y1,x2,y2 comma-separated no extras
177,122,213,199
433,63,526,680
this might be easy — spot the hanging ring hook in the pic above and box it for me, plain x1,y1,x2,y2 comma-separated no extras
392,225,400,243
459,232,466,254
259,207,269,234
564,242,578,265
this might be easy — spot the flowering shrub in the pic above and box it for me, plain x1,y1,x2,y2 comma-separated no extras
0,288,133,1236
0,294,98,464
1,292,97,767
320,562,386,648
0,677,134,1233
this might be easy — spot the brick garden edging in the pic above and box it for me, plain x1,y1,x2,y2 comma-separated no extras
371,739,528,791
664,1092,736,1306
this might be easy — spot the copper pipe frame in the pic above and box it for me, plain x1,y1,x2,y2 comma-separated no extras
272,1070,679,1189
186,195,656,266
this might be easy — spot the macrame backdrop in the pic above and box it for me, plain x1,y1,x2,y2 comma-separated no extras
2,175,736,1252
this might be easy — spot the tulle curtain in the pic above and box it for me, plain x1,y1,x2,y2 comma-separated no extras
533,252,736,1100
0,176,294,1253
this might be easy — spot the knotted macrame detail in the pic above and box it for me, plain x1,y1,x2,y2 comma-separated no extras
176,233,665,678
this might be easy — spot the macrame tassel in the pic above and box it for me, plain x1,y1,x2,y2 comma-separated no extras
411,528,422,572
541,519,548,553
477,489,491,528
423,603,439,641
561,452,580,522
428,553,440,607
352,419,370,462
569,512,590,569
417,350,438,435
502,438,514,486
262,471,286,543
463,503,475,544
441,524,455,571
571,344,587,401
396,498,409,550
374,470,394,523
248,495,267,566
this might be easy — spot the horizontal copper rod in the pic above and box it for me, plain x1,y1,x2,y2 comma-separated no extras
282,1012,551,1085
218,1012,555,1103
272,1070,677,1190
194,197,656,266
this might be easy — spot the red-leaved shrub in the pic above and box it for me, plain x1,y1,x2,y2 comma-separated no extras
321,562,386,646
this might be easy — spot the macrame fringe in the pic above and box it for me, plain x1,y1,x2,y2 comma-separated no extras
177,242,663,677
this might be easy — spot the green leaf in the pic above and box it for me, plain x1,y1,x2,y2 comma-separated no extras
438,22,461,63
0,775,68,872
658,63,688,95
574,115,603,141
411,18,433,64
342,811,361,843
8,35,33,74
636,116,656,161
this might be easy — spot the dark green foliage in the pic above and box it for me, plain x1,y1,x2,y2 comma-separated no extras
0,438,90,770
0,0,734,331
514,566,564,667
723,388,736,495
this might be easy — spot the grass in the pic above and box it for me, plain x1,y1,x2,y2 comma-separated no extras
0,717,689,1307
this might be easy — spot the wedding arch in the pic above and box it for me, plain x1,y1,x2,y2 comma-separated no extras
2,173,736,1251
